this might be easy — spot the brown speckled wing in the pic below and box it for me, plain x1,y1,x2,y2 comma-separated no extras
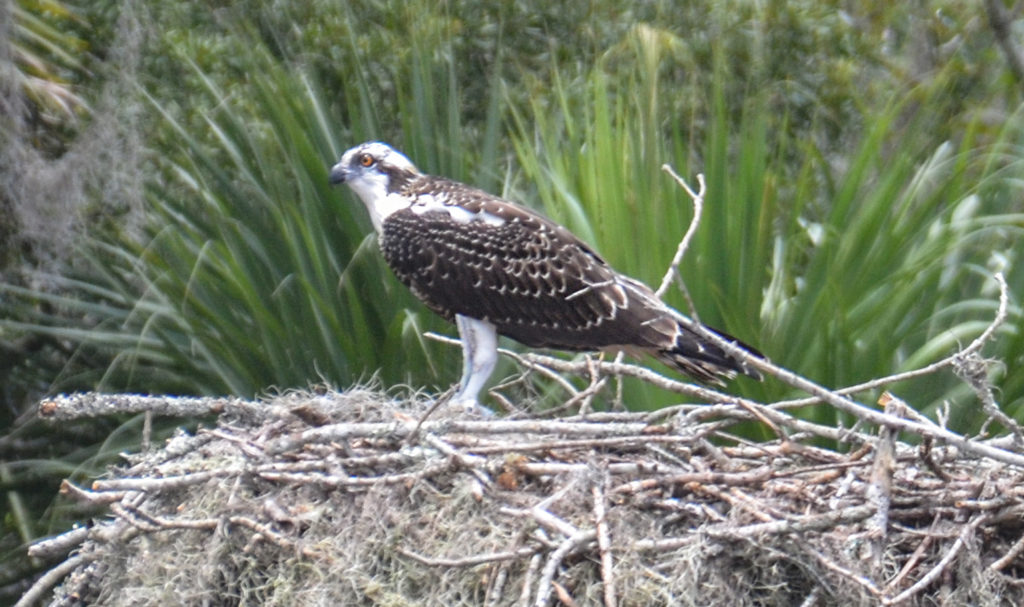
377,175,762,383
378,177,673,351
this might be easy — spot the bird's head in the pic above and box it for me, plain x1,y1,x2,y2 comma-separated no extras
329,141,420,199
329,142,423,233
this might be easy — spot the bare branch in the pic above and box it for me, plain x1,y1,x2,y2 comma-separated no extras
655,166,706,301
883,515,988,605
13,554,93,607
592,478,617,607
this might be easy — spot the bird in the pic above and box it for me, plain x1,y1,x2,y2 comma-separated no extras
328,141,762,413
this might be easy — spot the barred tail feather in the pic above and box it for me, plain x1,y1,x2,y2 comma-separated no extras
656,323,763,386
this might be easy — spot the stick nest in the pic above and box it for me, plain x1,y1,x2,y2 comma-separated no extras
29,388,1024,607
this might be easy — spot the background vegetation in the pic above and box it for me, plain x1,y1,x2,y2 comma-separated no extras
2,0,1023,602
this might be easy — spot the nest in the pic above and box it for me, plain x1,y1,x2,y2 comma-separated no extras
22,381,1024,607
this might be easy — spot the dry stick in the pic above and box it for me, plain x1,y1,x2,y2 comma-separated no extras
551,582,579,607
454,433,695,455
633,505,875,551
654,167,705,300
988,529,1024,572
269,419,658,454
12,553,93,607
520,550,545,607
669,276,1024,468
419,431,493,488
488,564,511,607
654,166,1018,462
958,349,1024,442
771,271,1010,410
398,546,540,567
885,515,940,592
37,393,256,421
516,461,672,477
575,355,605,416
592,478,617,607
27,525,91,560
502,506,580,540
425,332,580,398
519,355,802,442
868,393,900,562
92,468,243,492
228,515,322,559
798,587,822,607
692,483,776,523
611,351,627,412
883,514,989,605
612,467,773,496
60,479,128,505
520,354,790,440
521,352,735,403
810,550,883,597
533,529,598,607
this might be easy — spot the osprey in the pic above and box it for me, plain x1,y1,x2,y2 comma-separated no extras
329,141,761,412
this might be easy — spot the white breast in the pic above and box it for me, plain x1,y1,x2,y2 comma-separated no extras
344,171,412,234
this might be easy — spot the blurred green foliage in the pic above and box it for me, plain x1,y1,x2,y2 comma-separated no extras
2,0,1024,601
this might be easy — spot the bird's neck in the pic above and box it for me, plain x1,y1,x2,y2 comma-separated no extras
347,177,412,234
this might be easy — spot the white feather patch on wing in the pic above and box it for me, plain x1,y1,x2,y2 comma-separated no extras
411,194,506,226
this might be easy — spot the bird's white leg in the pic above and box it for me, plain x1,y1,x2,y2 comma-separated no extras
452,314,498,415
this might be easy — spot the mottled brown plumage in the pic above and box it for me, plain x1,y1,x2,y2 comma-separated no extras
379,175,758,384
329,142,760,408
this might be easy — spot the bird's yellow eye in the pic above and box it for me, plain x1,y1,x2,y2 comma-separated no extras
359,153,375,167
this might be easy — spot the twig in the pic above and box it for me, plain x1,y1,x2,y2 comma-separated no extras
425,331,580,398
885,514,939,592
487,563,510,606
988,529,1024,572
228,515,322,558
868,392,900,560
37,393,256,421
771,272,1010,410
60,479,128,505
612,467,773,495
956,349,1023,443
551,581,579,606
419,431,493,488
453,434,694,454
13,553,93,607
633,505,875,551
575,355,605,416
592,477,617,607
268,419,660,454
667,275,1024,468
883,514,988,605
798,587,822,607
521,352,735,402
520,549,545,607
655,167,706,301
398,545,540,567
92,468,242,493
27,526,91,560
501,506,580,540
810,550,883,597
515,461,672,477
533,529,598,607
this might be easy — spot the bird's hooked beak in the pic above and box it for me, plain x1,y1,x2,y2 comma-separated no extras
328,162,347,185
